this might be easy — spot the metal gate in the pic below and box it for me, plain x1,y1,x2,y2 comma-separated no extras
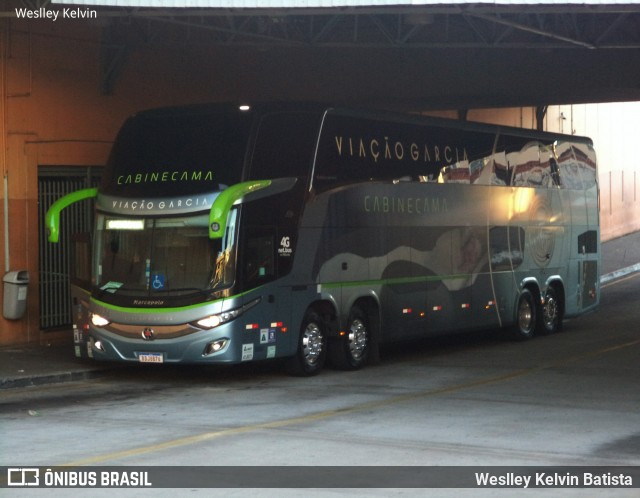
38,167,102,330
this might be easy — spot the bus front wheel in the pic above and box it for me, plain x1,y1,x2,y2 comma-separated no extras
512,289,536,341
330,306,370,370
285,310,327,376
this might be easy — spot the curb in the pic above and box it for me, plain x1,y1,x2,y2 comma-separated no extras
601,263,640,284
0,368,116,390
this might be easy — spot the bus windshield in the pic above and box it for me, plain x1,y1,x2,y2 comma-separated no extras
94,212,237,299
101,106,252,198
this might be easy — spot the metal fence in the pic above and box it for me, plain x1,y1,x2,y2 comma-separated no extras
38,168,102,330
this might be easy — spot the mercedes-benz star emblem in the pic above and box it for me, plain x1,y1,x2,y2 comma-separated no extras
141,327,155,341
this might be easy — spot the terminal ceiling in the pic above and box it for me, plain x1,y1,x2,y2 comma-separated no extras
47,1,640,112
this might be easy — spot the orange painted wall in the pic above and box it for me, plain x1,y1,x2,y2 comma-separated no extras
1,17,232,346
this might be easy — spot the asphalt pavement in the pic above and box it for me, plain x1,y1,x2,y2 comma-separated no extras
1,230,639,390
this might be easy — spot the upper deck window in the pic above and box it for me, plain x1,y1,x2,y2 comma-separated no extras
313,112,596,191
313,113,501,190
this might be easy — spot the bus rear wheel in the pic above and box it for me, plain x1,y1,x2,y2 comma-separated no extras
285,310,327,376
512,289,536,341
537,286,562,335
330,306,370,370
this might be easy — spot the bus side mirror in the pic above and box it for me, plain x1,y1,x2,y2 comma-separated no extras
45,188,98,243
209,178,297,239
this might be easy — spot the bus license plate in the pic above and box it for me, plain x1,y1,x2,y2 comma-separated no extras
138,353,163,363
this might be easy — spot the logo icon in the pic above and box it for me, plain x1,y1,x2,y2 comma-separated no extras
151,273,165,290
8,468,39,486
141,328,155,341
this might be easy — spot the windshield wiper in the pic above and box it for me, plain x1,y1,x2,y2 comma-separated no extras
96,281,124,299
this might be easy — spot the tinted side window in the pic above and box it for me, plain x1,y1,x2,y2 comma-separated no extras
249,112,322,183
313,114,504,191
243,229,276,288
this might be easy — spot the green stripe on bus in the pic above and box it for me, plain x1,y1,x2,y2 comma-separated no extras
89,286,263,314
320,273,472,289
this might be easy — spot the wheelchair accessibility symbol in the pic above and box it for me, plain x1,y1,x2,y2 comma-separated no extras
151,273,165,290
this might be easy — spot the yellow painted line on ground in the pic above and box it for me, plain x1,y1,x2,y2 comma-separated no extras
62,369,530,466
547,339,640,368
62,335,640,467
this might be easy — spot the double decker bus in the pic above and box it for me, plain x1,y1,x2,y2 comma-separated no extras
46,103,599,375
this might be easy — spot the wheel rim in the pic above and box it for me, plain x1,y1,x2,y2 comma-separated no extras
518,298,533,332
348,318,368,361
302,322,324,366
543,295,558,329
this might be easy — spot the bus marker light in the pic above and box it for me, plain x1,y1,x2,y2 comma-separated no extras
419,311,425,317
245,323,259,330
461,303,470,309
402,308,412,314
281,327,288,333
271,322,283,327
432,305,442,311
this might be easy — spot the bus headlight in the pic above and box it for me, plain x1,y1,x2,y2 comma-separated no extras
196,309,241,329
194,297,261,330
91,313,110,327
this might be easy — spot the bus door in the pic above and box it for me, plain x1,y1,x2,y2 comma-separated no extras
424,227,468,334
427,226,487,332
240,196,302,359
577,230,599,310
475,225,527,330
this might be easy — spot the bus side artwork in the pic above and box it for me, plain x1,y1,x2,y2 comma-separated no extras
45,103,599,376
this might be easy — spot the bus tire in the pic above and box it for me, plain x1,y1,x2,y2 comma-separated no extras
512,289,536,341
330,306,370,370
285,310,327,376
537,286,562,335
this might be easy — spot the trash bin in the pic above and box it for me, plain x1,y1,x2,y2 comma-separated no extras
3,270,29,320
